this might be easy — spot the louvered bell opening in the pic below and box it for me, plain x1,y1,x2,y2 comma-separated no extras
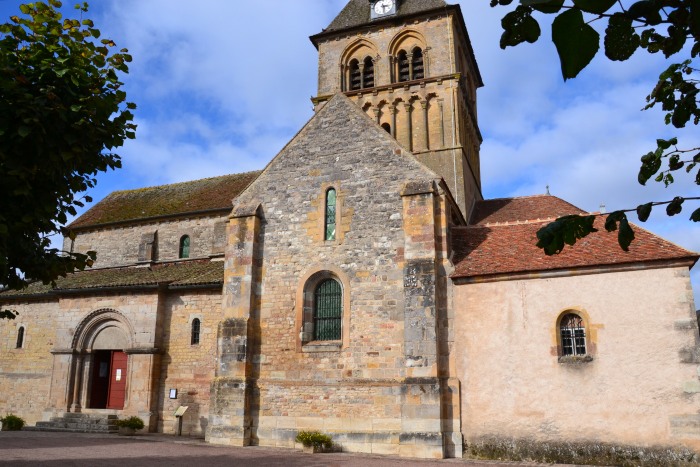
397,52,409,82
412,49,424,80
313,279,342,341
363,57,374,88
349,60,361,91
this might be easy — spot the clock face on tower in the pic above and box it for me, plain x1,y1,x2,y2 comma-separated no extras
371,0,396,18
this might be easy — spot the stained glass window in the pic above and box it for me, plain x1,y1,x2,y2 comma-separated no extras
179,235,190,259
325,189,336,241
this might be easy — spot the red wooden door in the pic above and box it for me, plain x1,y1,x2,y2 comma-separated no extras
106,351,127,409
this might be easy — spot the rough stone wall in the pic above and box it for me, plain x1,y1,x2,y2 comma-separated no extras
209,95,449,458
65,214,228,268
0,291,165,428
0,300,59,425
453,266,700,452
314,10,482,219
316,13,460,96
157,290,220,436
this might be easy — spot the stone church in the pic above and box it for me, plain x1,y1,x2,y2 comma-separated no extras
2,0,699,460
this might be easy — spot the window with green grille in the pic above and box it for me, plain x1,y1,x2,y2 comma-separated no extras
325,189,336,241
313,279,342,341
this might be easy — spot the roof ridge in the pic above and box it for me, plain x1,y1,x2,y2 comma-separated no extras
108,170,262,196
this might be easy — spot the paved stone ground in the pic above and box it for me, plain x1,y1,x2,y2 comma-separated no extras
0,431,588,466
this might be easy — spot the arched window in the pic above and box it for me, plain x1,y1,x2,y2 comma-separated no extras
179,235,190,259
397,50,410,82
16,326,24,349
412,47,424,80
363,56,374,88
349,59,361,91
191,318,200,345
381,122,391,134
313,279,342,341
560,313,586,356
325,188,336,241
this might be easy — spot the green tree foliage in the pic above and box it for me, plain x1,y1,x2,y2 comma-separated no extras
491,0,700,254
0,1,135,318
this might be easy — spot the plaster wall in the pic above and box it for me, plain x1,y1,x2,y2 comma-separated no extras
453,266,700,450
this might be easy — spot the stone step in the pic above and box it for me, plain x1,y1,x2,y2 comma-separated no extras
25,425,118,434
32,413,119,434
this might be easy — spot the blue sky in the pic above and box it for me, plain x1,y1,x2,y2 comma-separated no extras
2,0,699,302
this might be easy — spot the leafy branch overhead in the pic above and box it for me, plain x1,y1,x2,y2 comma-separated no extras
491,0,700,254
0,1,135,316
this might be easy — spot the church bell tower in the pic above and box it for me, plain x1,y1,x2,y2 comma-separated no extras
310,0,484,219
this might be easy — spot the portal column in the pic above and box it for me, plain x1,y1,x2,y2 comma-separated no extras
390,105,397,139
70,352,85,412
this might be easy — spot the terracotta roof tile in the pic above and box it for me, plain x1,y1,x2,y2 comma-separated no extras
325,0,448,32
68,171,260,230
470,194,587,225
452,216,698,279
0,260,223,298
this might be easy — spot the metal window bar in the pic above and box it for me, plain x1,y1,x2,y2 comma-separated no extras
191,319,200,345
314,279,342,341
560,314,586,356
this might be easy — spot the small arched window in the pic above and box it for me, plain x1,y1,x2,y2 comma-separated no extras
397,50,410,82
381,122,391,134
349,59,361,91
314,279,342,341
191,318,200,345
179,235,190,259
412,47,424,80
560,313,586,356
16,326,24,349
325,188,336,241
363,56,374,88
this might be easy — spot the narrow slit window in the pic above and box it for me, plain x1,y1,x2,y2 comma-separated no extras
412,47,424,80
16,326,24,349
325,188,336,241
363,56,374,88
179,235,190,259
560,314,586,356
191,318,201,345
313,279,342,341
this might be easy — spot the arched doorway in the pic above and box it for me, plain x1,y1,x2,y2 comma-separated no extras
69,309,134,412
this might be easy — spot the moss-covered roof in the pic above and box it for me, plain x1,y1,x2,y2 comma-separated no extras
325,0,448,32
68,171,261,230
0,260,223,299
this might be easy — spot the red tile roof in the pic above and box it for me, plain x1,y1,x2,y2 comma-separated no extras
68,171,260,230
453,196,698,279
470,195,586,225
